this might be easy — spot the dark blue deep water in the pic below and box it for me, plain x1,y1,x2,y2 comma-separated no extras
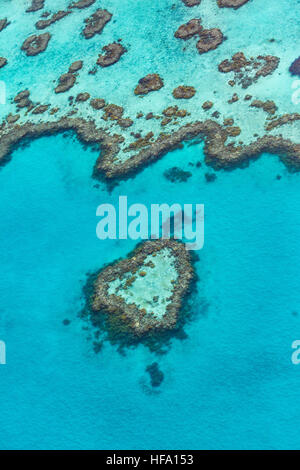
1,134,300,449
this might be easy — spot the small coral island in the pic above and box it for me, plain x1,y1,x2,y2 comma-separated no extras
83,239,194,350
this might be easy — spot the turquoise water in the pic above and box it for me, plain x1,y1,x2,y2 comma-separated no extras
1,133,300,449
0,0,300,450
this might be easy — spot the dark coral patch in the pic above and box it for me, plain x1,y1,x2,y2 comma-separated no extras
21,32,51,56
217,0,250,8
174,19,202,40
82,9,112,39
146,363,164,387
289,57,300,77
97,43,127,67
134,74,164,95
196,28,224,54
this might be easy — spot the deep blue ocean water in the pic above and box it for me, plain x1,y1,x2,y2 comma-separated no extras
1,133,300,449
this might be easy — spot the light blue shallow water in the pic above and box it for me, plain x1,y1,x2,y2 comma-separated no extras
0,133,300,449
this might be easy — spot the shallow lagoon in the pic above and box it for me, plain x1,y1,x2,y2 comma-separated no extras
0,133,300,449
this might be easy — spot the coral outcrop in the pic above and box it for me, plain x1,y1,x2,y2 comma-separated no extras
0,18,10,32
289,57,300,77
55,73,76,93
97,43,127,67
21,33,51,56
172,86,196,99
182,0,201,6
196,28,224,54
174,19,202,40
134,74,164,95
217,0,250,8
69,0,96,8
218,53,280,88
82,9,112,39
35,11,71,30
26,0,45,13
91,239,194,336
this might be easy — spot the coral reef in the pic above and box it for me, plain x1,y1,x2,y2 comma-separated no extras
172,86,196,99
134,74,164,95
97,43,127,67
69,0,96,8
174,19,202,40
250,99,277,115
82,9,112,39
35,11,71,30
21,32,51,56
196,28,224,54
0,57,7,68
90,98,106,110
164,167,192,182
0,18,10,33
91,239,194,336
182,0,201,6
218,53,280,88
55,73,76,93
289,57,300,77
217,0,250,8
26,0,45,13
68,60,83,73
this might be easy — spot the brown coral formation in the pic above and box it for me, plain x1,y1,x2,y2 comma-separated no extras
14,90,33,110
55,73,76,93
202,101,213,110
265,113,300,131
69,0,96,8
31,105,49,114
96,120,300,179
182,0,201,6
1,115,300,181
68,60,83,73
91,239,194,336
90,98,106,110
0,18,10,32
82,9,112,39
35,11,71,30
97,43,127,67
21,33,51,56
174,19,202,40
250,99,277,115
76,92,90,102
134,74,164,95
26,0,45,13
0,57,7,68
196,28,224,54
289,57,300,77
172,86,196,99
217,0,250,8
218,53,280,88
102,104,124,121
